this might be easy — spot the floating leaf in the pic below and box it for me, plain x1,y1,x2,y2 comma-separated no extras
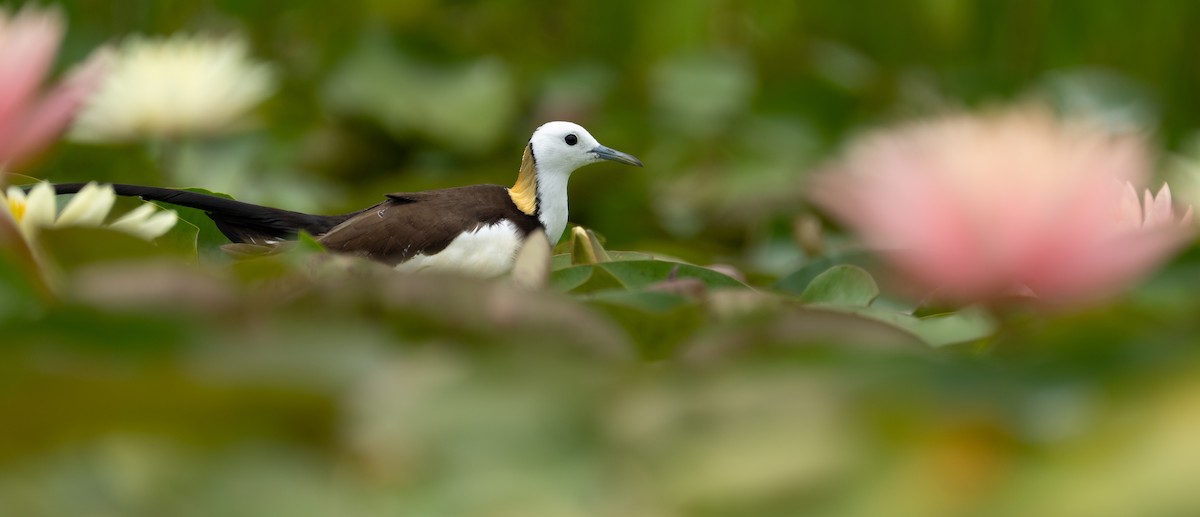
145,206,200,259
551,253,573,270
608,250,656,262
646,277,708,299
799,265,879,307
584,290,705,359
599,260,747,290
551,265,594,292
585,290,693,313
150,187,237,264
907,308,997,348
552,264,624,293
836,306,997,348
682,305,928,362
774,251,874,295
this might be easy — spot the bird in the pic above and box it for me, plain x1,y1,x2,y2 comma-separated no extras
44,121,643,276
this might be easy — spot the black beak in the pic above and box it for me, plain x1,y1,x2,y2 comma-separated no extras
590,145,644,167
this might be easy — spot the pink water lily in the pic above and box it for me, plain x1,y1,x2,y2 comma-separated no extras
811,108,1194,307
0,6,107,172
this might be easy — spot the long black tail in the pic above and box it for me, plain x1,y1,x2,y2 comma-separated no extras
48,183,359,244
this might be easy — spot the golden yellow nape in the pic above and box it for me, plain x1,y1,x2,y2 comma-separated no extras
508,144,538,216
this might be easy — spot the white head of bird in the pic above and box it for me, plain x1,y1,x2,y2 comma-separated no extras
511,121,643,243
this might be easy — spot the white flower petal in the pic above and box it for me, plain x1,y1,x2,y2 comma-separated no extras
70,34,276,142
3,186,27,218
109,203,176,240
137,209,177,239
55,182,114,227
21,182,57,236
0,188,18,228
110,202,156,224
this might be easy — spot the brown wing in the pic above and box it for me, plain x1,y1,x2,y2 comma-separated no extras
316,185,543,265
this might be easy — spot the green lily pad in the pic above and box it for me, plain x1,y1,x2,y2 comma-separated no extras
150,187,236,264
774,251,874,295
551,253,573,270
552,265,625,293
554,260,747,294
840,306,997,348
583,290,706,359
906,308,997,348
584,290,693,313
799,265,879,307
551,265,594,292
598,260,747,290
607,251,656,262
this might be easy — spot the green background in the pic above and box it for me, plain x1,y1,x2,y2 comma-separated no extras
5,1,1200,515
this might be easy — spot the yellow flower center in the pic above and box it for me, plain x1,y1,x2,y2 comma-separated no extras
6,198,25,223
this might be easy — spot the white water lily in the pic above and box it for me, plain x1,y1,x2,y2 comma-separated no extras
69,34,276,142
0,182,177,240
108,201,180,240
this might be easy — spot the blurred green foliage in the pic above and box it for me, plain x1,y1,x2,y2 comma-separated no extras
35,0,1200,267
7,0,1200,515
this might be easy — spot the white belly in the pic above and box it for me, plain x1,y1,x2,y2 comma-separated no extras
392,220,523,277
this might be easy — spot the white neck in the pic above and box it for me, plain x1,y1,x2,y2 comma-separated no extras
535,167,571,243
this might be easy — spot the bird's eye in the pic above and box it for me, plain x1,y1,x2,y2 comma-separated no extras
564,134,578,146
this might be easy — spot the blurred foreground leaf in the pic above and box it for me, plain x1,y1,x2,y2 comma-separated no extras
584,290,705,359
510,230,552,289
38,227,163,273
0,245,47,318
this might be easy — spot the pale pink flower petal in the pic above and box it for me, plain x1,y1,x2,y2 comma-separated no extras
0,6,106,170
0,6,63,126
1144,184,1176,227
1115,181,1143,232
810,107,1194,308
0,48,110,164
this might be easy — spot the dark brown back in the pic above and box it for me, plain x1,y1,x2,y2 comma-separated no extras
316,184,543,264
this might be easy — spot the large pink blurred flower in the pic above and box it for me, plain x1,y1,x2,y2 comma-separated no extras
811,108,1194,307
0,6,106,171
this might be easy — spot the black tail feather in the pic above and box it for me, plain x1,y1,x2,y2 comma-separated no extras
47,183,358,244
